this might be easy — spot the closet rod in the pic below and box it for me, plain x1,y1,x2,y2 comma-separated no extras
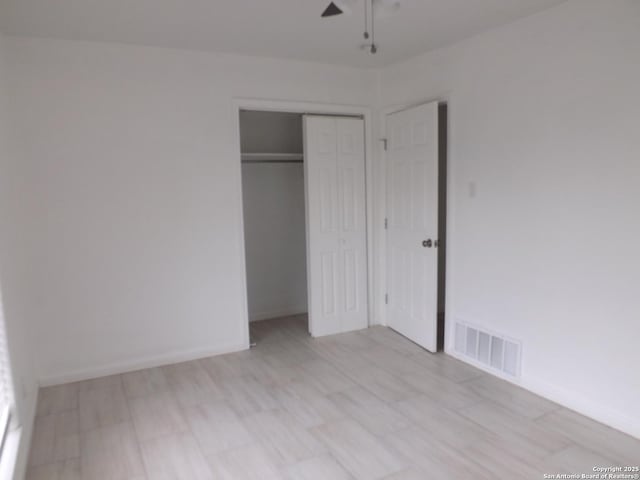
303,113,364,119
242,159,303,164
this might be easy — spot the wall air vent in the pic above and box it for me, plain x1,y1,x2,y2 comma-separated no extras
454,320,521,378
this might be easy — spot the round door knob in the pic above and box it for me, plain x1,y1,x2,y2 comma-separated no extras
422,239,432,248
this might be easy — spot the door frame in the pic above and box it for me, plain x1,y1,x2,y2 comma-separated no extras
380,97,452,350
232,98,375,346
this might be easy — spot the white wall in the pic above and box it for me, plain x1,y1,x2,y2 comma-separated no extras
240,111,308,322
379,0,640,438
0,32,38,480
4,37,377,385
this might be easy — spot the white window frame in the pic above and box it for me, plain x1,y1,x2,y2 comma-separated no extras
0,291,15,458
0,405,9,454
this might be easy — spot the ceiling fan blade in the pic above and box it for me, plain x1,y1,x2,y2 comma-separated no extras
321,2,344,17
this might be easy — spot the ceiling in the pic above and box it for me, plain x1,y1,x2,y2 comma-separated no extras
0,0,568,67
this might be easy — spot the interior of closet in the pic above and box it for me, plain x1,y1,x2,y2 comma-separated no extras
239,110,308,334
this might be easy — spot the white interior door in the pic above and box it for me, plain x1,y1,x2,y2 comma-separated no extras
386,102,439,352
304,116,368,337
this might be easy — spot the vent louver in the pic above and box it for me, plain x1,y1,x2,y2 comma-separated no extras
454,321,521,378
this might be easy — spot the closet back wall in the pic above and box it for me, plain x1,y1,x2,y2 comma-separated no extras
240,112,307,322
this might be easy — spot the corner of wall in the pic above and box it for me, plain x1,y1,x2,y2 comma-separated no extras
374,67,383,110
0,30,42,479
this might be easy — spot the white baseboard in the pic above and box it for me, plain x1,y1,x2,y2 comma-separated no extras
519,376,640,440
38,342,248,387
249,307,307,322
445,347,640,440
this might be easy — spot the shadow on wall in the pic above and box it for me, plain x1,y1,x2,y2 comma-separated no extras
437,103,447,351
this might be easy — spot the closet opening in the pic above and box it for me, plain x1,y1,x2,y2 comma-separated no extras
239,106,370,345
239,110,309,344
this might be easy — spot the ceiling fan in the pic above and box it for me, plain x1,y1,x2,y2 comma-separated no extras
321,0,401,54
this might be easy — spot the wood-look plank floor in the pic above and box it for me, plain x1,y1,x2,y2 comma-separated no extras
27,315,639,479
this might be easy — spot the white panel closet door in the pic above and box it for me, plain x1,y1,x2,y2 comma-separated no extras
304,116,368,337
386,102,439,352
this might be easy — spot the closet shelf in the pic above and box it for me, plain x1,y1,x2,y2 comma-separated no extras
241,152,303,163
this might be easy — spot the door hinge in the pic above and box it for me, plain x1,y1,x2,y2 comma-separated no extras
384,218,388,229
381,138,388,151
385,293,389,305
